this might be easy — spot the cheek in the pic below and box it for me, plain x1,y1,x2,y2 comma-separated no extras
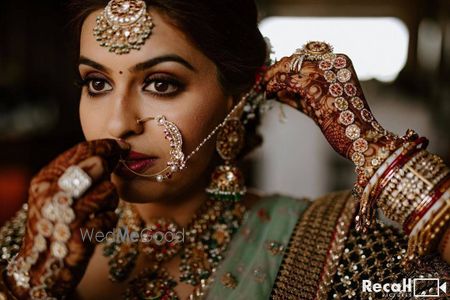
174,85,228,154
79,98,103,140
174,95,228,156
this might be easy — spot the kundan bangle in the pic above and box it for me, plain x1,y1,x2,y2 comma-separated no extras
354,135,428,231
376,150,448,225
404,175,450,234
354,145,404,231
370,137,428,203
406,188,450,262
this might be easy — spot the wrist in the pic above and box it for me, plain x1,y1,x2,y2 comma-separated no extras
352,131,424,231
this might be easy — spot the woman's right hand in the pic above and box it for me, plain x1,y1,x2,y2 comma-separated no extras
5,139,128,299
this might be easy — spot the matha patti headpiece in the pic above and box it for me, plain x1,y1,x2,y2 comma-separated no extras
93,0,154,54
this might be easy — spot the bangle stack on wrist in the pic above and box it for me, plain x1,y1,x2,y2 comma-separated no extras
405,183,450,262
377,150,448,224
353,132,427,232
354,133,450,263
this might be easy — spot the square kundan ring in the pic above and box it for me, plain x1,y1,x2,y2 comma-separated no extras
58,166,93,198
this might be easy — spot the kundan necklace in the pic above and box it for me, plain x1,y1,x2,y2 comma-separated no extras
102,198,247,299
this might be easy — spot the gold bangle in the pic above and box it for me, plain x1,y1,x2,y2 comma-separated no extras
377,151,449,225
406,193,450,263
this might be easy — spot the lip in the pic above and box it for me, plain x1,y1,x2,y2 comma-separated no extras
126,150,156,160
114,151,158,179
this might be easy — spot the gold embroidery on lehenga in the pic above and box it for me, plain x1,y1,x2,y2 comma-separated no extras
270,190,450,299
271,191,352,299
317,194,356,299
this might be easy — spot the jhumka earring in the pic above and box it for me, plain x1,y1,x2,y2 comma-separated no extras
93,0,154,54
206,118,247,202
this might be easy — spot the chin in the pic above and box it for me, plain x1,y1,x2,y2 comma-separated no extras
111,174,170,204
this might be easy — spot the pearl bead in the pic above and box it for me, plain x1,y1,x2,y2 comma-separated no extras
156,175,164,182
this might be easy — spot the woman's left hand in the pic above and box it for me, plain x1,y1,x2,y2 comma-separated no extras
262,43,404,186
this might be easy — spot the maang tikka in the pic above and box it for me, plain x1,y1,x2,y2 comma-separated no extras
93,0,154,54
206,118,247,202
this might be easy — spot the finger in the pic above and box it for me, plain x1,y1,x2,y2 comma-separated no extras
84,139,130,173
265,73,288,97
77,156,111,183
263,56,293,82
35,139,129,182
73,180,118,220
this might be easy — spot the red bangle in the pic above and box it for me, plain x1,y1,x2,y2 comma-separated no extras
403,175,450,234
370,137,428,204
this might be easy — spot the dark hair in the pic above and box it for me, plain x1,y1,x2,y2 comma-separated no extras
69,0,266,156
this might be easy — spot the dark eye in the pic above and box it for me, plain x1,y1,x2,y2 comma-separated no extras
144,79,179,95
86,79,113,94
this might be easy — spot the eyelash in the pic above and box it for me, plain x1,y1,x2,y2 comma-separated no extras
143,74,184,98
76,74,184,98
76,76,110,98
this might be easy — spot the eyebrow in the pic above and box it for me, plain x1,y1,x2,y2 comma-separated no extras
131,54,196,73
78,56,112,73
78,54,196,74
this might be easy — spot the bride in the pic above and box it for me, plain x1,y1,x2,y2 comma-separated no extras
0,0,449,299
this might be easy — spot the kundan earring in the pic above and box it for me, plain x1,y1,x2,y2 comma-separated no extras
206,118,247,201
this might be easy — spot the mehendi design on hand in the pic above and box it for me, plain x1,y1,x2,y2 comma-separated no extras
6,139,124,299
263,41,411,230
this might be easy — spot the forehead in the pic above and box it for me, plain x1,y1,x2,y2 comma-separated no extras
79,8,204,69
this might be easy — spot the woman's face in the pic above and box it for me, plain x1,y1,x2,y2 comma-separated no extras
79,9,233,203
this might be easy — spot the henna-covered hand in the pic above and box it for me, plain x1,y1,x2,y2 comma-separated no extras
262,42,405,189
6,139,128,299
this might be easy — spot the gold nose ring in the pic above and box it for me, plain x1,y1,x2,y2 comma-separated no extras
122,115,185,182
136,116,155,125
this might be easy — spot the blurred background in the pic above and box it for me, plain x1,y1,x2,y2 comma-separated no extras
0,0,449,225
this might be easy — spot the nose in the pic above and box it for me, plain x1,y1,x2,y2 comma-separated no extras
107,94,143,140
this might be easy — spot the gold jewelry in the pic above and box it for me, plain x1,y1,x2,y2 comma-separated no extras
406,195,450,263
295,41,334,61
103,198,247,299
120,115,185,182
206,118,247,201
93,0,154,54
377,150,449,225
57,166,92,198
7,170,79,299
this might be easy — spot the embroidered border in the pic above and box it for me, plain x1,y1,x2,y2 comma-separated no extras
316,193,356,299
270,191,353,299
